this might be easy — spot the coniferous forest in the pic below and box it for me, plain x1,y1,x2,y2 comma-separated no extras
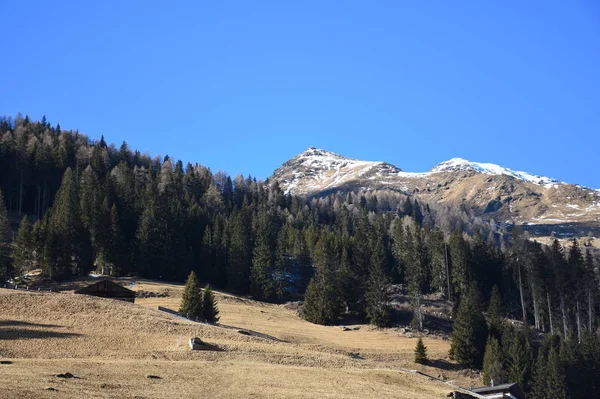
1,114,600,397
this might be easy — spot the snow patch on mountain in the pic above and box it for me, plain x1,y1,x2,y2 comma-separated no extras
431,158,560,186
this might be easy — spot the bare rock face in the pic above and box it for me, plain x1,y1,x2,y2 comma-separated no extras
271,148,600,239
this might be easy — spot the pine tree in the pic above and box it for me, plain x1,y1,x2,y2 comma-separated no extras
450,285,488,368
414,337,428,364
0,189,12,281
250,209,276,300
302,235,343,325
251,236,275,300
202,284,220,323
136,189,162,278
227,208,251,292
339,242,363,314
549,239,570,340
487,285,504,338
545,342,567,399
482,336,506,385
183,248,196,278
449,229,471,299
504,326,534,391
200,224,217,285
366,236,392,327
530,338,549,399
13,216,34,279
106,204,126,276
303,275,342,325
180,271,202,319
45,168,92,279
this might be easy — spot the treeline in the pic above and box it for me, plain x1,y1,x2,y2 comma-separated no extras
1,115,600,395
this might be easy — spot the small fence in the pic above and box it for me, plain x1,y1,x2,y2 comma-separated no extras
2,283,54,292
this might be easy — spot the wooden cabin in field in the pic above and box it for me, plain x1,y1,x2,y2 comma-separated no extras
452,382,526,399
75,280,136,303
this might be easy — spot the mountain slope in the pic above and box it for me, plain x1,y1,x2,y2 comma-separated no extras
271,148,600,237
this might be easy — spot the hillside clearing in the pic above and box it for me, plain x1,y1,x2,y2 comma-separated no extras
0,281,477,398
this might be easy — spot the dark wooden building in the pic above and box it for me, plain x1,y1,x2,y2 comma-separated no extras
75,280,136,303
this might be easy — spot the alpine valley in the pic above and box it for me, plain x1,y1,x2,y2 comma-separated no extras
271,147,600,241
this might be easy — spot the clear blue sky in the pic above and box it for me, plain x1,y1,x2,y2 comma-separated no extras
2,1,599,187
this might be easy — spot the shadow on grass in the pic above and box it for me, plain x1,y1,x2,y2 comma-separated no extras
217,323,289,343
0,320,63,329
198,342,224,352
428,358,463,372
0,329,81,340
0,320,80,340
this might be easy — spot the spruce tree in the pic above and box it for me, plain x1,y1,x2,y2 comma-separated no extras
545,342,567,399
530,339,549,399
339,243,363,314
180,271,202,319
450,285,488,368
487,285,504,339
504,326,534,391
303,235,342,325
201,284,220,323
414,337,428,364
482,336,506,385
251,236,274,300
13,216,33,279
448,229,471,299
106,204,126,276
303,275,341,325
45,168,92,279
200,225,213,282
227,208,252,292
366,236,392,327
0,189,12,281
250,209,276,300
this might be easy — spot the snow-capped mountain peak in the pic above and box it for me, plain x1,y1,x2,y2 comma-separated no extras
271,149,600,237
272,148,402,194
430,158,560,186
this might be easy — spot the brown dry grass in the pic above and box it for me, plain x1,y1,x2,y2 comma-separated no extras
0,280,477,398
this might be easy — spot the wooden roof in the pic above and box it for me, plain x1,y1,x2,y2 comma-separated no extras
471,382,525,399
75,280,135,298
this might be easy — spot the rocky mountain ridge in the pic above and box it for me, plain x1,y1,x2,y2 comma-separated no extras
271,147,600,239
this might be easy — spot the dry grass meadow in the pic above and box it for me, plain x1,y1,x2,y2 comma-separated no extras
0,278,479,398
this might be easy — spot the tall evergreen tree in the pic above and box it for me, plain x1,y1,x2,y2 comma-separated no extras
449,229,471,300
482,335,506,385
487,285,504,338
365,236,392,327
544,342,567,399
105,204,126,276
250,209,277,300
414,337,428,364
45,168,92,279
303,236,342,325
13,216,34,278
180,271,202,319
504,326,534,392
202,284,220,323
0,189,12,281
450,285,488,368
227,207,252,292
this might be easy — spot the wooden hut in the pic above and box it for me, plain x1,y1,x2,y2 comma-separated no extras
75,280,136,303
453,382,526,399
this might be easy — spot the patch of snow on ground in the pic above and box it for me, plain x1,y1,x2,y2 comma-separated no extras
397,171,430,178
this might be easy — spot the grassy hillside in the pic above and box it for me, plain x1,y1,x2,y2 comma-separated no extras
0,279,478,398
